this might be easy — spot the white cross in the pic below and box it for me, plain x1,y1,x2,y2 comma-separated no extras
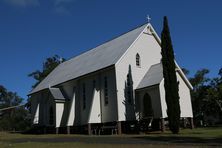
147,15,151,23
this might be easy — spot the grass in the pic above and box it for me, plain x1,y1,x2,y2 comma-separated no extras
0,127,222,148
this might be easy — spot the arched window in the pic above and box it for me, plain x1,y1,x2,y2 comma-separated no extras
136,53,141,67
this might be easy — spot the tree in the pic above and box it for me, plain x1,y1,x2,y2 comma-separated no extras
161,16,180,134
181,68,190,76
189,68,222,126
219,68,222,78
207,69,222,115
27,55,65,111
189,69,210,91
0,85,30,131
28,55,65,88
0,86,22,109
189,69,210,125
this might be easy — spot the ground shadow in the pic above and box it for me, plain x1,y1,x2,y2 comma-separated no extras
6,135,222,146
134,136,222,145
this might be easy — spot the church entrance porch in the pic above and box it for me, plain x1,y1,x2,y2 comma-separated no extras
138,93,154,132
135,85,166,132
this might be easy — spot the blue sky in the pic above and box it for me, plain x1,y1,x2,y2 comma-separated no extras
0,0,221,99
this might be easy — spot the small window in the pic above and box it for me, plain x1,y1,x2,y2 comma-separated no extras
93,80,96,88
49,106,54,125
136,53,141,67
104,76,108,105
82,83,86,110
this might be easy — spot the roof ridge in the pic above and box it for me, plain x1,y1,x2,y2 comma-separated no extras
29,22,148,95
150,62,162,67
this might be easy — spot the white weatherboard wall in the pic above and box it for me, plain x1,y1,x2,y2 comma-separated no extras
33,91,54,126
55,103,64,128
39,92,52,126
61,81,76,99
79,68,118,125
61,80,78,126
33,103,40,124
159,79,167,118
31,94,39,124
67,91,76,126
177,73,193,117
79,74,100,125
115,25,162,121
100,69,118,123
159,72,193,118
89,88,101,123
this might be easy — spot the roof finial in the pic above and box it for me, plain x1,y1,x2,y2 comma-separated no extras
146,15,151,23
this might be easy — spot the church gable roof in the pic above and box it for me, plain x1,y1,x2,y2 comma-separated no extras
137,63,163,90
29,23,148,95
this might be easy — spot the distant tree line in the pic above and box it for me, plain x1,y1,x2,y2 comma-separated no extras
0,55,64,132
183,68,222,126
0,85,31,131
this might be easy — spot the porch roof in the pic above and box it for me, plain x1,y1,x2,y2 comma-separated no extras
137,63,163,90
49,87,66,100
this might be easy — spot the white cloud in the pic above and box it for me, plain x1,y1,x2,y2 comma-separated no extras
54,0,75,15
4,0,40,7
54,5,70,15
55,0,74,6
4,0,76,14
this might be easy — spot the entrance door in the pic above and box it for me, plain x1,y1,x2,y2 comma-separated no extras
143,93,153,119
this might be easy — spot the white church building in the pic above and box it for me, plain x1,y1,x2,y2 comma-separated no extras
29,23,193,134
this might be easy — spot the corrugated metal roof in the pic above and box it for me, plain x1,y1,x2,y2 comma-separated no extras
49,88,66,100
137,63,163,89
29,24,148,95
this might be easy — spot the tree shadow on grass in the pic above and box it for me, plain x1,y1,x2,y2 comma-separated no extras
133,136,222,145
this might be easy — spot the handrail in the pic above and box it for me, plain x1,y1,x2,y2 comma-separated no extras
0,104,25,111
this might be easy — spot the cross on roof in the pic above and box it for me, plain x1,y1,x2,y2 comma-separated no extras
147,15,151,23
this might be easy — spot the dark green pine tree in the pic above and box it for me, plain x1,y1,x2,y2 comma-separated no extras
161,16,181,134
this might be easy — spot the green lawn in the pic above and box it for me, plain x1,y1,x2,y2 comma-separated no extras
0,127,222,148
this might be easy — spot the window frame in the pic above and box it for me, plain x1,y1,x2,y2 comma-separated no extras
136,53,141,67
104,76,108,105
49,106,54,125
82,83,86,110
